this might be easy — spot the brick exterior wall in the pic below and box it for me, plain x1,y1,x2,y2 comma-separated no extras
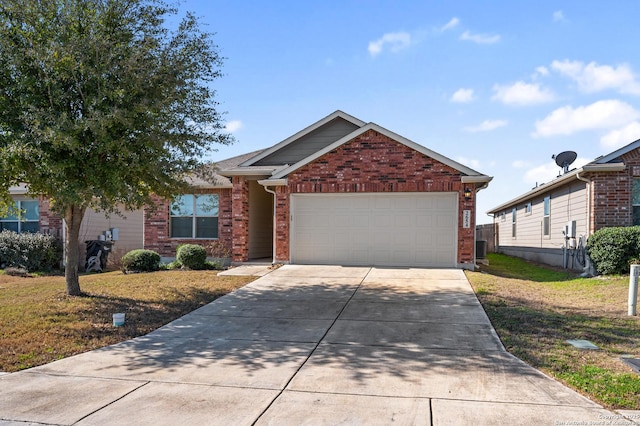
231,177,250,262
274,185,290,262
143,188,233,259
38,196,63,239
277,129,475,265
591,149,640,231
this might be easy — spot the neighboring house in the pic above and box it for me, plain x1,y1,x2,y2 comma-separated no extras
487,139,640,270
145,110,493,269
4,184,144,260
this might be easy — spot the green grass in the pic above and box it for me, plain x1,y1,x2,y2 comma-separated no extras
0,270,256,372
466,253,640,409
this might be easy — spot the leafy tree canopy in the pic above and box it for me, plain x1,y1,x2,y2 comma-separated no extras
0,0,232,294
0,0,231,214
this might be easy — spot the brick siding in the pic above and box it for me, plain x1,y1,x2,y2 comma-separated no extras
591,150,640,231
143,188,233,259
274,129,475,265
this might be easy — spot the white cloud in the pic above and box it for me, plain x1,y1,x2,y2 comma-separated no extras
600,121,640,149
492,81,555,105
533,100,640,137
524,157,590,185
551,60,640,95
368,32,412,57
451,88,474,103
534,66,549,77
225,120,243,133
512,160,529,169
456,156,481,170
460,31,500,44
440,17,460,32
464,119,508,132
524,163,561,185
553,10,565,22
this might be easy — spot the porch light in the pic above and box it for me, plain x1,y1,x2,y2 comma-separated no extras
464,187,472,200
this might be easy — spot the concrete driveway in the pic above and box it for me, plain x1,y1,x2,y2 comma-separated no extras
0,265,632,425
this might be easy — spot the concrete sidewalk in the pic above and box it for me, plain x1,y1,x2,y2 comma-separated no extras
0,265,636,425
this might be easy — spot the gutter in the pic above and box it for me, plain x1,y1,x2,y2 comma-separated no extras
487,163,625,214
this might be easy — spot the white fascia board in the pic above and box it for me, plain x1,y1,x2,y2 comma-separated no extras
258,178,288,186
582,163,626,172
218,168,276,177
9,184,29,195
461,176,494,184
592,138,640,164
486,163,626,214
271,122,490,180
238,110,367,167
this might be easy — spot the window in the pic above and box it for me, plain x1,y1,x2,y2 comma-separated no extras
633,179,640,225
512,208,517,238
170,194,219,238
525,202,532,215
0,200,39,233
543,196,551,236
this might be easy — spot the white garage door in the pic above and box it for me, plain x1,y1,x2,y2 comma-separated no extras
291,192,458,267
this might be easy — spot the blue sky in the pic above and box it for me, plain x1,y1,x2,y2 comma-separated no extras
178,1,640,224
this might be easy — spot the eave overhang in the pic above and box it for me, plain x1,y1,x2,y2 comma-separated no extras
487,163,626,214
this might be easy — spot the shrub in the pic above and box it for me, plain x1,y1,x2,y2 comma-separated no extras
176,244,207,270
586,226,640,275
0,230,61,272
208,240,231,259
121,249,161,273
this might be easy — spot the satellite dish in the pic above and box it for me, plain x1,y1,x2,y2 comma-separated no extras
552,151,577,174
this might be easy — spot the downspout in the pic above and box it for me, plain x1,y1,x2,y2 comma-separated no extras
576,170,592,275
575,171,591,237
262,186,277,265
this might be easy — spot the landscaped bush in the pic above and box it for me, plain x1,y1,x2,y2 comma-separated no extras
176,244,207,270
121,249,161,273
0,230,61,272
586,226,640,275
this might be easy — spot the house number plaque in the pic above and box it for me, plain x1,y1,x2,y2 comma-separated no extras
463,210,471,228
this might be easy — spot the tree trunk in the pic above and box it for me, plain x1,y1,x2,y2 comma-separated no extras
64,205,86,296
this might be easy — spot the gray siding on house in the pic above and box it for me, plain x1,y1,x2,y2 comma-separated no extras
494,180,587,268
253,118,360,166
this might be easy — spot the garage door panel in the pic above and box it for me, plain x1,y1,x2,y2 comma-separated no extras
292,193,457,267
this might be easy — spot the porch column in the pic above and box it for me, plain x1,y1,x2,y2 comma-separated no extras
232,176,250,262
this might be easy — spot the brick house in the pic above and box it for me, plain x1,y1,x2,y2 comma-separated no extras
4,184,144,263
487,139,640,270
145,110,492,269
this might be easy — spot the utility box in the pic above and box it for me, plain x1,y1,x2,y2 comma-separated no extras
476,240,488,259
565,220,577,239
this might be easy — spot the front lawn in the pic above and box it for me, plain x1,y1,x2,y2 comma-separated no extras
466,253,640,409
0,270,255,372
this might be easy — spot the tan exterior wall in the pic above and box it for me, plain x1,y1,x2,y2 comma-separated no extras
79,206,144,259
495,181,587,249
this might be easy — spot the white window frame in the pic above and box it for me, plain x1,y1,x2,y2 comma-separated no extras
525,202,532,215
170,194,219,239
543,196,551,237
633,179,640,226
0,199,39,233
512,208,517,238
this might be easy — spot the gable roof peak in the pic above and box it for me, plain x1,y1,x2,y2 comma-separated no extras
592,138,640,165
239,110,367,167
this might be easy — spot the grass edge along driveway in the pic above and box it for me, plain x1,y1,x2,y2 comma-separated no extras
466,253,640,410
0,270,256,372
